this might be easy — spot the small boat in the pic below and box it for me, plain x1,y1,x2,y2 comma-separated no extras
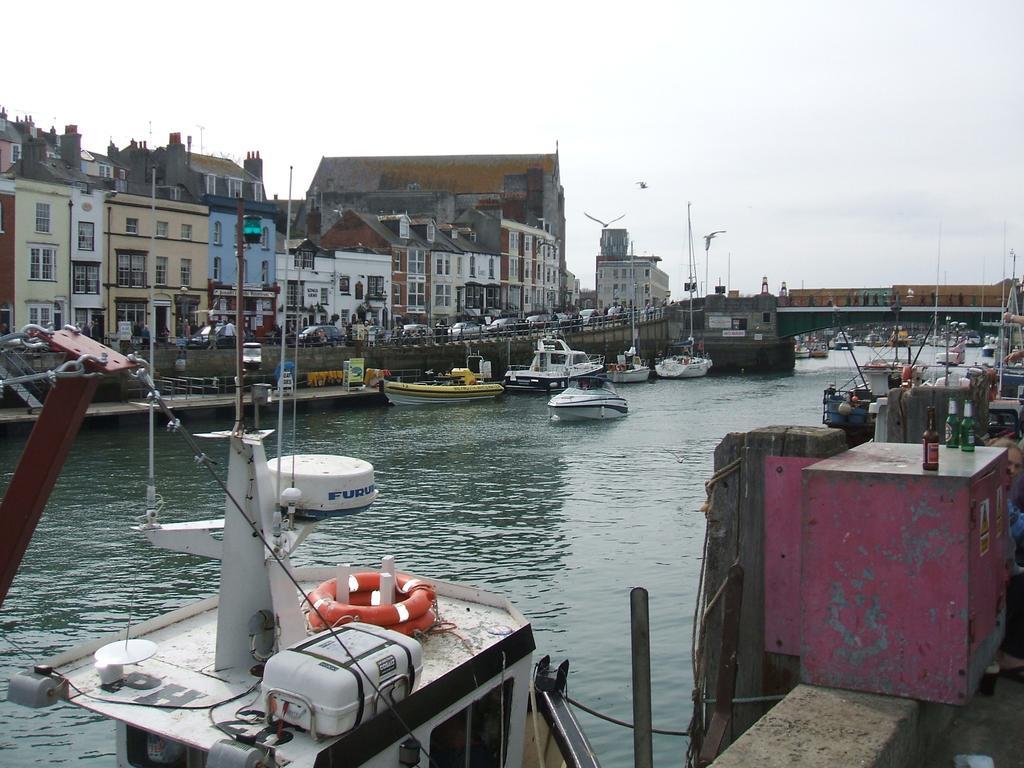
606,347,651,383
654,349,713,378
503,336,604,393
548,375,628,420
829,331,853,351
384,366,503,405
794,342,811,359
808,343,829,359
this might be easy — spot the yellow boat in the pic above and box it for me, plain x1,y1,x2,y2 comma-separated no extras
383,367,504,405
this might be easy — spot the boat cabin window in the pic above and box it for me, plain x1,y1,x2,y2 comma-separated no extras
429,680,513,768
125,726,187,767
570,352,588,365
548,353,567,367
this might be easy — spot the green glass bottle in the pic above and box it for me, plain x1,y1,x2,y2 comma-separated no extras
945,399,960,448
960,400,975,452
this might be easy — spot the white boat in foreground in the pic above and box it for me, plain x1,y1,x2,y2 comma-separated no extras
2,326,598,768
548,375,628,420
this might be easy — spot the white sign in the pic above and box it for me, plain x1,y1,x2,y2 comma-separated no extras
722,329,746,337
305,287,321,301
117,321,132,340
754,333,763,341
708,315,732,329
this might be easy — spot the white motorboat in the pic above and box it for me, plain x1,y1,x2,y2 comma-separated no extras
548,375,628,420
655,348,713,379
2,325,598,768
794,341,811,359
606,347,651,383
503,336,604,393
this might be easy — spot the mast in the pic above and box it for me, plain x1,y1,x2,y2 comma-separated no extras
686,202,695,343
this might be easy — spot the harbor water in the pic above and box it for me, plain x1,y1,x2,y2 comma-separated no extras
0,352,956,766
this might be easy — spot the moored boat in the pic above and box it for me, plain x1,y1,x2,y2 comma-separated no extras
503,336,604,393
794,342,811,359
606,347,650,383
548,375,628,420
384,366,503,405
654,348,713,379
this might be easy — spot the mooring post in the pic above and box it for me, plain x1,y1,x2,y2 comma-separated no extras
630,586,653,768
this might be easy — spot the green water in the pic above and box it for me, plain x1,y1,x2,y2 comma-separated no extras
0,361,848,767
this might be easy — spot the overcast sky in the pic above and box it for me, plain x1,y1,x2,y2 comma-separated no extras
6,1,1021,295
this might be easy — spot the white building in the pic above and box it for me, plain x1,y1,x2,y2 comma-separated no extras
595,254,670,310
331,246,392,327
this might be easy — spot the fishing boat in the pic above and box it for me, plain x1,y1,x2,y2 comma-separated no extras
383,365,503,405
547,375,628,420
606,347,650,383
808,343,829,359
2,325,597,768
793,341,811,359
829,331,853,351
503,336,604,393
656,203,712,379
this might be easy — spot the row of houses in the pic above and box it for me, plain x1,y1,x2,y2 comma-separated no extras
0,112,577,341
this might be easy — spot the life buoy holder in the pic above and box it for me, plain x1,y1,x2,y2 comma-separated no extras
305,572,436,635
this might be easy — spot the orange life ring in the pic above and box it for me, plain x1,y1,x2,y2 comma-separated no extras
306,572,436,635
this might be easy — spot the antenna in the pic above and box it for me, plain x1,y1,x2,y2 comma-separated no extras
196,124,206,154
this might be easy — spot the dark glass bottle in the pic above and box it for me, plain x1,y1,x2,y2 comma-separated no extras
923,406,939,470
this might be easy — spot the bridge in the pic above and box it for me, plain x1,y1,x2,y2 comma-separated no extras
774,282,1014,338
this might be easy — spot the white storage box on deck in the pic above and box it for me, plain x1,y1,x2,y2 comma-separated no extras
262,624,423,739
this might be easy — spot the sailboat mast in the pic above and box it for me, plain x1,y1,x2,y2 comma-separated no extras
687,202,695,342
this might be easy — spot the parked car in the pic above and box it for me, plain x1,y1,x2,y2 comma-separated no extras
449,321,483,340
401,323,431,338
485,317,525,335
526,313,553,328
298,325,343,347
185,324,236,349
579,308,599,325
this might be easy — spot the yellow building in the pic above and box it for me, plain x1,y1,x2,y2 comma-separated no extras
14,178,71,328
104,193,208,341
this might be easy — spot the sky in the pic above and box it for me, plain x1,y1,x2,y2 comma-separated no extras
5,0,1021,295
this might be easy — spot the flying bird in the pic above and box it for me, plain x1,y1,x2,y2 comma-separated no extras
584,212,625,228
704,230,726,251
636,181,648,189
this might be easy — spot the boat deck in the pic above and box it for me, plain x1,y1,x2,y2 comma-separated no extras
46,568,527,764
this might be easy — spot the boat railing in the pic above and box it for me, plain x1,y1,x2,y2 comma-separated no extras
386,368,424,382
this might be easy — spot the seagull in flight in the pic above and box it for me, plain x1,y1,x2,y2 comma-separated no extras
636,181,648,189
704,230,726,251
584,212,625,228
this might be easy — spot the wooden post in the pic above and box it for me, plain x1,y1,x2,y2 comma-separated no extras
698,426,846,754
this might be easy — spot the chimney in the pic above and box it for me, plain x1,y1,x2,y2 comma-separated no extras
244,150,263,181
306,207,322,239
60,124,82,169
165,132,187,190
20,136,46,175
169,132,181,145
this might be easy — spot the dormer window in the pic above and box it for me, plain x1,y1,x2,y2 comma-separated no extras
98,163,112,179
399,218,410,239
205,174,217,195
227,178,242,198
427,222,435,242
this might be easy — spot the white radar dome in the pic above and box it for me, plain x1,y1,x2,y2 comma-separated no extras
266,455,377,519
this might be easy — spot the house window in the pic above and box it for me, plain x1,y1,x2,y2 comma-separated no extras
294,249,314,270
72,263,100,294
434,283,451,307
286,281,300,308
116,301,147,329
29,245,56,281
393,252,403,271
117,253,146,287
339,275,350,294
399,218,409,239
393,284,402,305
261,227,268,248
180,258,192,287
408,250,425,276
457,256,463,276
510,257,518,280
254,185,263,203
181,223,192,241
155,256,168,285
427,222,435,242
35,202,51,233
227,178,242,198
213,221,222,245
98,163,112,179
156,221,168,238
488,258,495,280
367,276,384,297
27,303,53,327
320,287,329,305
261,260,269,284
509,231,519,255
213,256,222,281
524,234,533,255
436,256,444,275
469,255,476,278
205,174,217,195
77,221,95,251
126,217,138,235
355,281,364,300
11,144,21,164
408,280,425,309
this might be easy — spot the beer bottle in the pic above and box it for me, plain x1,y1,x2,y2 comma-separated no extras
922,406,940,470
960,401,975,453
945,399,960,448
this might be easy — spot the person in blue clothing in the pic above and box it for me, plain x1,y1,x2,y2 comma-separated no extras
995,438,1024,681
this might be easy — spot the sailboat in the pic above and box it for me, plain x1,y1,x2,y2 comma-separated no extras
606,248,651,383
655,202,713,379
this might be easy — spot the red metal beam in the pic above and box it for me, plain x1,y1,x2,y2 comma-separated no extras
0,332,136,607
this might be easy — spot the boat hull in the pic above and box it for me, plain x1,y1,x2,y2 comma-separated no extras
548,402,628,420
503,364,604,393
383,381,503,405
606,365,650,383
655,356,712,379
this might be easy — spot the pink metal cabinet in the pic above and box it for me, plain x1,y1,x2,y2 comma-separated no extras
799,443,1009,704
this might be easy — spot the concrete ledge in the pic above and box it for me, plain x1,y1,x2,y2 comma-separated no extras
712,685,955,767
